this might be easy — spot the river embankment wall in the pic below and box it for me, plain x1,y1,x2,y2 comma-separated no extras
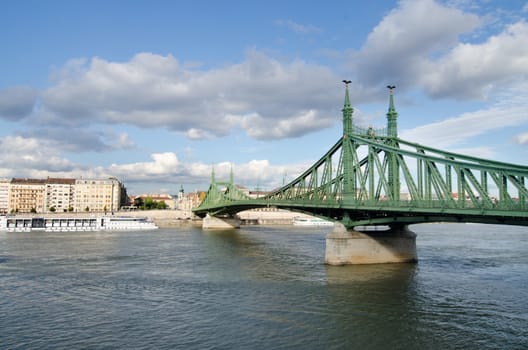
126,209,308,227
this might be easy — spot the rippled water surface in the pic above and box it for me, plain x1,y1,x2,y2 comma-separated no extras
1,223,527,349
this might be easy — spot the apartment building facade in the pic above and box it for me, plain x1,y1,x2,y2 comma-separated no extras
45,178,75,212
9,178,47,213
0,179,10,214
3,177,127,214
74,178,124,213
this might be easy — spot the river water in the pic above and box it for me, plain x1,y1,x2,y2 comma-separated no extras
0,223,527,349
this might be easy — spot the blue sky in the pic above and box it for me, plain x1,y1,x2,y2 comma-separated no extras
1,0,528,195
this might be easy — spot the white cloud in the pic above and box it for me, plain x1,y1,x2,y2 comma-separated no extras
114,132,136,149
98,151,309,192
186,128,212,140
213,159,310,190
18,127,133,153
0,136,75,177
108,152,181,178
240,109,333,140
448,146,497,159
275,19,321,34
401,81,528,148
350,0,481,90
38,50,339,140
348,0,528,101
514,132,528,145
422,21,528,99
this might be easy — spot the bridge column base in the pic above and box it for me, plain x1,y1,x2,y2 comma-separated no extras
325,223,417,265
202,214,241,229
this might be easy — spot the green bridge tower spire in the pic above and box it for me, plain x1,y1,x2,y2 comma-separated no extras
386,85,398,138
342,80,355,198
342,80,353,137
386,85,400,201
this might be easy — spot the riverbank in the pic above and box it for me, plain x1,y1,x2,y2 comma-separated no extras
120,209,311,227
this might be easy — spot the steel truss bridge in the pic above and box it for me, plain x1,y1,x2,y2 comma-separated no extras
193,83,528,229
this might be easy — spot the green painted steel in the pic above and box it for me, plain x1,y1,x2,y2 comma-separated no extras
193,83,528,229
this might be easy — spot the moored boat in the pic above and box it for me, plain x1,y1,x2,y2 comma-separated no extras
292,216,334,227
0,215,158,232
101,216,158,231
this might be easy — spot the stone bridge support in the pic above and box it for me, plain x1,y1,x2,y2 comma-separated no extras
202,213,241,229
325,222,417,265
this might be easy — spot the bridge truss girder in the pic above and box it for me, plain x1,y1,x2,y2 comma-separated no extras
194,133,528,229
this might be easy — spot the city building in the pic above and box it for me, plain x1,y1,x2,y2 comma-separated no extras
134,194,175,209
177,188,202,215
9,178,46,213
0,179,10,214
74,178,124,213
45,178,75,212
0,176,127,214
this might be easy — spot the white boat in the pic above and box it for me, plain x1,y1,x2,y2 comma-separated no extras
292,216,334,227
0,215,158,232
101,216,158,231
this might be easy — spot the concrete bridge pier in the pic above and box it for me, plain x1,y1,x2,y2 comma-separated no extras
325,223,417,265
202,213,241,229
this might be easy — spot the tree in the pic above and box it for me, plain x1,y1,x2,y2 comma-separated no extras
143,197,155,210
156,201,168,209
140,197,168,210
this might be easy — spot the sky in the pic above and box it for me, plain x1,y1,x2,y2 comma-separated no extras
1,0,528,195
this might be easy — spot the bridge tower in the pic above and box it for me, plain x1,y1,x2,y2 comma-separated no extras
200,164,244,229
325,83,417,265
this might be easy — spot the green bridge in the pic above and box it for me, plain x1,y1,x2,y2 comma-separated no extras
193,82,528,264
